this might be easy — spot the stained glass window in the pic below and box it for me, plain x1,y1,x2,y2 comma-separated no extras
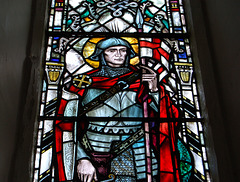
33,0,211,181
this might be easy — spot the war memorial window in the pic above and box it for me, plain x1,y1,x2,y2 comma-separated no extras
33,0,211,181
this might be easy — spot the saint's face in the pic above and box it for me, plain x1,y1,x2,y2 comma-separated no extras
104,46,127,67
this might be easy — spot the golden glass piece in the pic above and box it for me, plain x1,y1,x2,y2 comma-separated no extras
48,71,60,82
180,71,190,83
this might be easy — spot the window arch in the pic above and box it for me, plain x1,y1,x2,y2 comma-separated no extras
33,0,211,181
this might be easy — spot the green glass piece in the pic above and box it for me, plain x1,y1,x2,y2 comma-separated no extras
180,162,192,175
145,9,154,18
177,139,191,163
67,19,72,27
81,10,90,18
177,139,193,182
162,19,169,29
87,0,94,4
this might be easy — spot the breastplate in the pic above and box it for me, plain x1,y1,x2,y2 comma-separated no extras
82,89,143,152
81,89,143,118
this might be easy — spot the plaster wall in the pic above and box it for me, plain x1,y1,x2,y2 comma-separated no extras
0,0,239,181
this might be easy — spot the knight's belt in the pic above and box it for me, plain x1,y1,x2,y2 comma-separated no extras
81,128,144,157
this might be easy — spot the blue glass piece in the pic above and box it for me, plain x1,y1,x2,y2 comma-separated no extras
174,27,182,31
51,58,60,62
178,52,187,58
162,6,167,11
54,27,61,30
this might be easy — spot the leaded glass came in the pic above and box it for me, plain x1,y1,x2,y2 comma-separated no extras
33,0,211,182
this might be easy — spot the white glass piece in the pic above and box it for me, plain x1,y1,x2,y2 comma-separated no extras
186,122,198,134
148,6,159,14
188,57,192,63
105,18,130,32
197,111,201,118
193,83,197,95
66,49,85,73
63,131,73,142
161,55,169,70
64,100,78,116
198,122,203,131
122,12,134,24
202,147,207,160
153,63,161,71
33,170,39,182
149,0,165,8
159,70,168,82
52,166,55,177
186,44,191,56
172,12,181,26
63,142,75,180
192,152,204,174
54,12,62,26
43,120,53,134
194,96,200,110
41,92,46,103
83,23,100,32
46,47,51,61
73,64,93,76
35,148,41,168
51,0,55,7
46,90,57,102
200,133,205,145
50,9,54,15
37,130,42,146
48,85,58,89
206,172,211,182
179,41,184,45
40,148,52,174
181,14,185,25
69,0,81,7
183,26,187,33
62,90,79,100
140,46,152,57
182,90,193,102
143,24,154,33
125,26,137,33
40,104,44,116
174,53,178,60
99,12,113,25
73,38,89,50
49,15,53,28
161,41,171,53
205,162,209,170
39,121,43,129
48,37,52,45
148,62,153,67
180,6,184,14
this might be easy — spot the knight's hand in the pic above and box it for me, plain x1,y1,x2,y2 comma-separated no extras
140,65,158,92
77,159,98,182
